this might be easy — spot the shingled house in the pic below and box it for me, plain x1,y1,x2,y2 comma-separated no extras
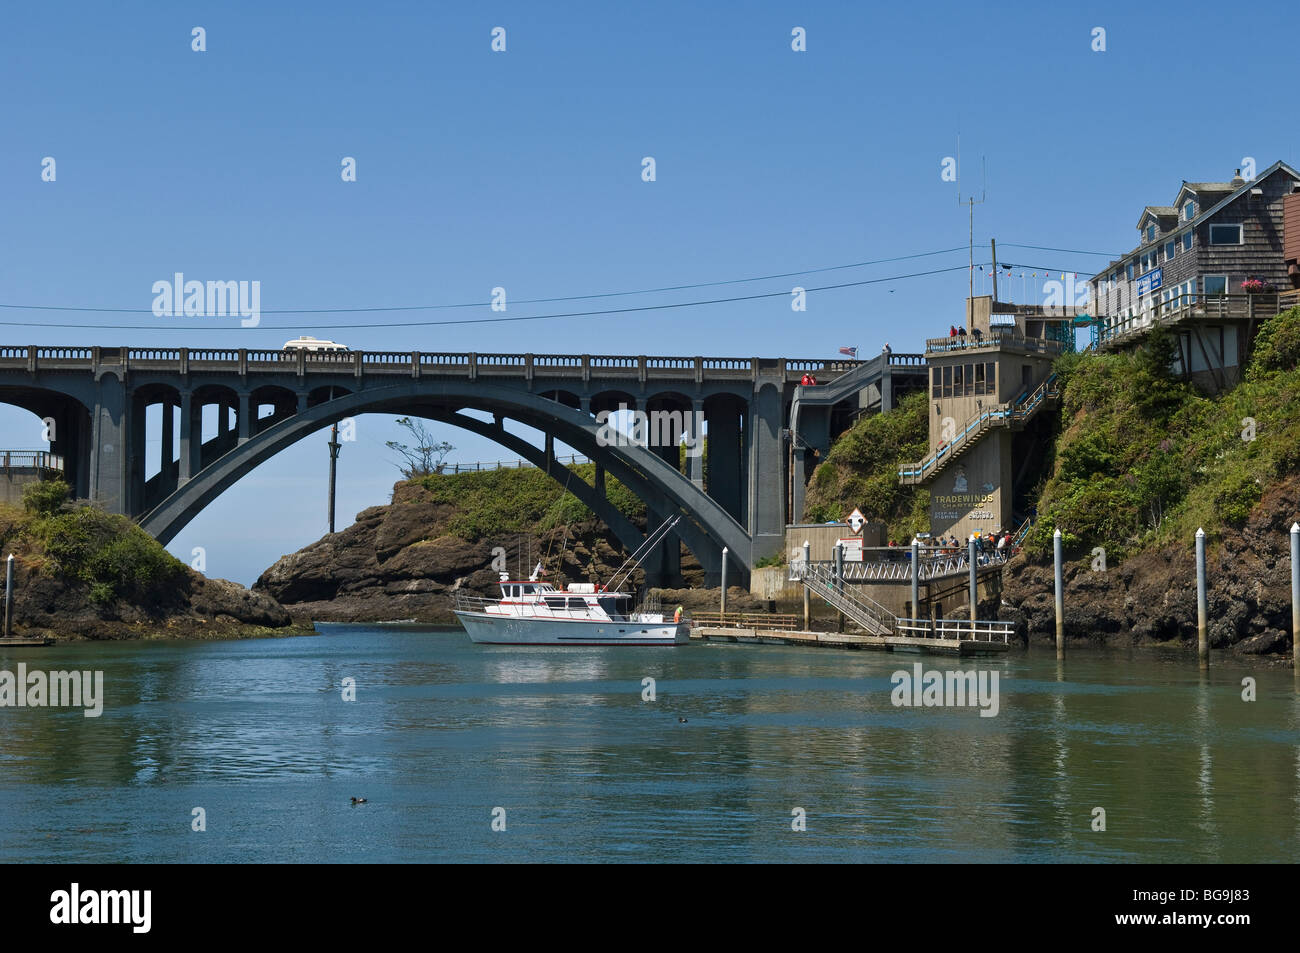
1089,161,1300,390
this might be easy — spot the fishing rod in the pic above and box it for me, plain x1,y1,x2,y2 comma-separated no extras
605,515,681,593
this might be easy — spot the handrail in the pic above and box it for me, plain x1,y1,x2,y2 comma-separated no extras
898,372,1059,483
791,560,896,635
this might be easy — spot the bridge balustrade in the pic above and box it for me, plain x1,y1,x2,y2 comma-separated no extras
36,348,93,360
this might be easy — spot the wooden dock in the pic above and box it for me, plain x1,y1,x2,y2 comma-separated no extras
691,625,1010,656
0,636,55,647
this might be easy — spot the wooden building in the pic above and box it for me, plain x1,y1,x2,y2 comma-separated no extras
1089,161,1300,390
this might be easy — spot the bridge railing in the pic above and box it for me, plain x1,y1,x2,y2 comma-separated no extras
0,347,921,384
0,450,64,472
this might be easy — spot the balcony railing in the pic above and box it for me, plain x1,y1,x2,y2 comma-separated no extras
925,328,1067,354
1096,292,1293,348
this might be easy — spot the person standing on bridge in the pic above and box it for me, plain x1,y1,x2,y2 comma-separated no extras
800,373,811,386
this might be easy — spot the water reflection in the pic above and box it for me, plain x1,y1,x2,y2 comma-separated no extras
1,632,1298,862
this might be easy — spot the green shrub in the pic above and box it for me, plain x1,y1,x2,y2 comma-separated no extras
22,478,70,517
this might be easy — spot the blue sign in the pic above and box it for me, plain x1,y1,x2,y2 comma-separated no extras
1136,267,1163,297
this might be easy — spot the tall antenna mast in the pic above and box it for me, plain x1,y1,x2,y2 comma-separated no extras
956,137,987,309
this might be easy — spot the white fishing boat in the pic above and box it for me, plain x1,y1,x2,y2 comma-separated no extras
452,518,688,646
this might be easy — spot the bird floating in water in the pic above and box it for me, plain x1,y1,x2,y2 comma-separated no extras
350,797,368,804
678,717,688,723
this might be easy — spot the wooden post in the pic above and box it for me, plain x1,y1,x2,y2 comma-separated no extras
911,540,920,621
1196,528,1208,669
968,537,977,623
1054,529,1064,658
3,553,13,638
802,540,811,631
1292,523,1300,678
834,541,844,632
720,547,728,616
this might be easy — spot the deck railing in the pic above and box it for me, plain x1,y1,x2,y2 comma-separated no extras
893,618,1013,643
692,611,800,631
0,450,64,472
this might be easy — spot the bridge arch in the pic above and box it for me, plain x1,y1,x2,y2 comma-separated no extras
140,381,751,581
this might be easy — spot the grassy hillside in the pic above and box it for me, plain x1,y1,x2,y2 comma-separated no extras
415,462,646,540
0,479,189,606
803,388,930,540
1030,306,1300,558
799,305,1300,561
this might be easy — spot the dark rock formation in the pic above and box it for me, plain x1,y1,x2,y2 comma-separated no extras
255,480,706,623
1000,475,1300,657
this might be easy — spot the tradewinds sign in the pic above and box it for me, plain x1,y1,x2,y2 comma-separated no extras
1136,267,1163,297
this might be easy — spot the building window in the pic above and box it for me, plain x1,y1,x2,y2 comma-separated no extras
1165,240,1176,260
1182,231,1192,252
1184,201,1194,220
1203,275,1228,297
1209,224,1243,245
953,364,964,396
1146,224,1156,242
932,366,941,398
1126,263,1134,280
942,365,952,398
986,362,996,395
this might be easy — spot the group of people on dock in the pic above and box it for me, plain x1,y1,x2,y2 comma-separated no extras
885,530,1016,562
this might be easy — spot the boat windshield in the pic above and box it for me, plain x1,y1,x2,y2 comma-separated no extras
596,595,631,620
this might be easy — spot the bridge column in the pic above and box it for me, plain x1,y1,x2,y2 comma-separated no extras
747,380,785,564
594,463,605,498
238,393,251,444
88,372,128,515
705,400,742,522
686,398,704,487
296,393,308,414
881,358,894,412
160,399,174,474
127,392,147,516
646,443,682,587
179,392,197,483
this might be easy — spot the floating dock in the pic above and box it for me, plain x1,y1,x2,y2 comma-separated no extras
691,624,1010,656
0,636,55,647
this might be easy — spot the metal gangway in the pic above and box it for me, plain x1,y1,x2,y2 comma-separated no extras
791,559,896,636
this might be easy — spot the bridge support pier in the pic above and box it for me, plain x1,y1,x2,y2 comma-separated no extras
747,380,785,565
88,372,128,515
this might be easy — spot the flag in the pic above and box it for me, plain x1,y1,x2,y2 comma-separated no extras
838,346,858,357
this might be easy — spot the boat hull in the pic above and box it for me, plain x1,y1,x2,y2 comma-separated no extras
454,610,688,646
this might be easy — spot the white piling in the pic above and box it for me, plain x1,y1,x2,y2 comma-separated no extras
911,539,920,621
3,553,12,638
720,546,728,616
967,537,978,622
1053,529,1064,659
1196,528,1208,669
803,540,811,631
1292,524,1299,677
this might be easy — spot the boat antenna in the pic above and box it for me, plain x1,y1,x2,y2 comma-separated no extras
606,515,681,593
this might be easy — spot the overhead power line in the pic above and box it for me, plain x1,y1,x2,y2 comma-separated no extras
0,263,976,331
0,246,972,317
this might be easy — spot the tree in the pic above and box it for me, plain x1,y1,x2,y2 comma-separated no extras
385,417,454,478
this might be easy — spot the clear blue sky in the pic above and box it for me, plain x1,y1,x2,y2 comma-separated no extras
2,0,1295,585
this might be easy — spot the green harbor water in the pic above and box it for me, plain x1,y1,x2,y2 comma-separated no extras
1,625,1297,863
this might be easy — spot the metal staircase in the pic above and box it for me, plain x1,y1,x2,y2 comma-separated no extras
792,560,896,636
898,372,1061,485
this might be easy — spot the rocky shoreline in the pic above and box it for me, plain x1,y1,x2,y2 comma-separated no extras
997,475,1300,658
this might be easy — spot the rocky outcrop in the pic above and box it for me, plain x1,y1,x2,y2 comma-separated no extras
10,563,307,642
255,480,706,622
999,474,1300,658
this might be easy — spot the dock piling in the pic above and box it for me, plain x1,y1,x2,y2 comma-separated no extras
968,537,977,623
1053,529,1064,658
834,541,844,633
3,553,11,638
803,540,811,631
1196,528,1208,669
911,539,920,621
720,546,728,615
1292,523,1299,677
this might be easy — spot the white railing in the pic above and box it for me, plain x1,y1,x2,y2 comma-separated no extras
893,618,1013,643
